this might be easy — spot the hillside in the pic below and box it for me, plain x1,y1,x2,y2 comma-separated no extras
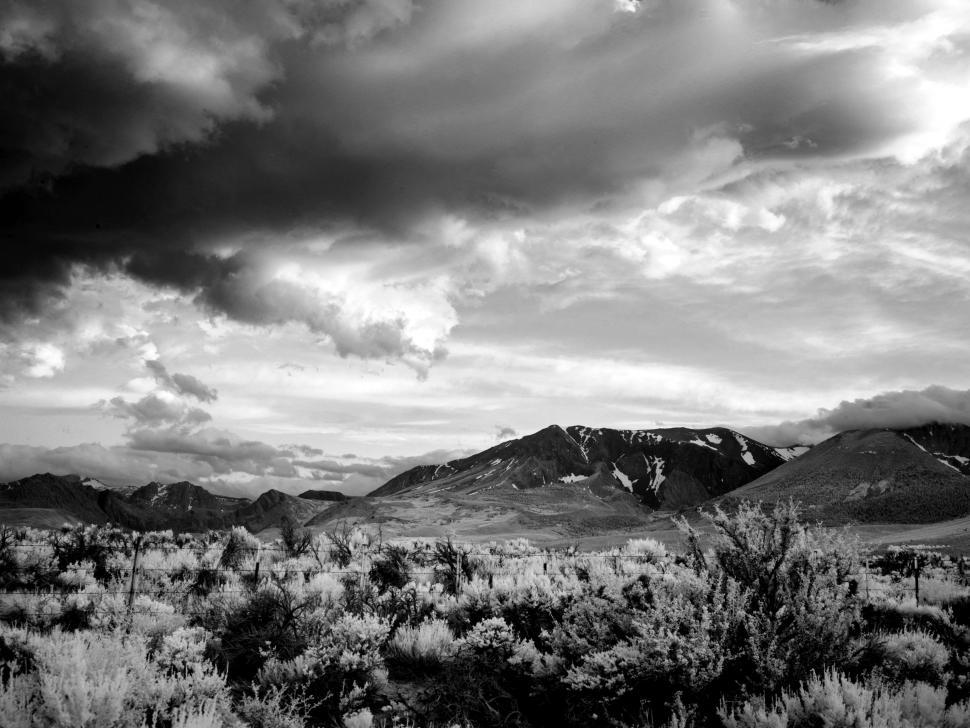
723,427,970,523
370,424,785,509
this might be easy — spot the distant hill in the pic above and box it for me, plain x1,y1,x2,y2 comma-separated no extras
370,424,786,509
723,426,970,523
0,474,337,533
235,489,329,532
298,489,349,502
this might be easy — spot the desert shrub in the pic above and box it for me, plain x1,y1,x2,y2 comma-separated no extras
721,668,970,728
49,526,125,584
369,544,411,591
258,613,390,723
457,573,575,644
385,618,457,676
219,527,261,570
680,500,861,695
432,537,477,595
881,630,951,686
280,517,314,559
549,572,744,726
623,537,668,563
326,523,366,568
404,617,539,728
0,626,232,728
212,582,321,683
237,685,308,728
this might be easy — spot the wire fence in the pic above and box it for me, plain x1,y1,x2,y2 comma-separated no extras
4,535,968,621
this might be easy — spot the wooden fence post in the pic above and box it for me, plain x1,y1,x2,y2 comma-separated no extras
127,535,141,628
913,556,920,606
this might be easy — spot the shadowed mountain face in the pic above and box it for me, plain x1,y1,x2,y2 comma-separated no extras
370,424,786,509
725,425,970,523
0,474,336,533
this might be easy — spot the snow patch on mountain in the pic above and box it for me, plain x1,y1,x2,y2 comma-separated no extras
611,463,634,492
903,433,962,472
734,434,757,466
643,454,666,492
689,438,718,451
775,446,810,461
560,474,587,484
705,433,722,445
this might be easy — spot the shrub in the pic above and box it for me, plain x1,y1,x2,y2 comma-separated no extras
0,626,232,728
237,685,308,728
721,668,970,728
213,583,320,683
258,613,390,723
280,517,314,559
385,619,457,676
369,544,411,591
219,527,261,570
679,500,861,694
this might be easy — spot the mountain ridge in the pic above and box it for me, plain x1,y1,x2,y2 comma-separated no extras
370,424,788,509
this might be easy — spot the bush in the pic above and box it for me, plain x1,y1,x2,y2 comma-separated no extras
680,500,861,694
0,626,232,728
258,613,390,724
369,544,411,591
385,619,457,676
721,668,970,728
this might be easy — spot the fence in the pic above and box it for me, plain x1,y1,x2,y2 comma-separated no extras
0,538,675,618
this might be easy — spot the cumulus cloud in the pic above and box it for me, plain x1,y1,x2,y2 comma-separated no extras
0,341,65,381
743,385,970,446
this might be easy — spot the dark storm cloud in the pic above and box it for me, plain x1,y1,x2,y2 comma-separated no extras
0,0,962,366
744,386,970,446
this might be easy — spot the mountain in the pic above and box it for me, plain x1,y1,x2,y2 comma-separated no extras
723,426,970,523
234,490,328,532
900,423,970,476
298,489,350,502
0,474,335,533
0,473,116,524
370,424,786,509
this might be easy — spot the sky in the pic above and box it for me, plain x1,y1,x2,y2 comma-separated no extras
1,0,970,497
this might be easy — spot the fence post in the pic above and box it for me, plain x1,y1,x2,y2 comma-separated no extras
127,535,141,627
913,556,920,606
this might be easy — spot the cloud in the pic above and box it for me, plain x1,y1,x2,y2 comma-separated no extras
0,341,65,381
145,359,218,403
0,0,418,187
495,425,517,441
103,393,212,429
2,0,968,378
743,385,970,445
